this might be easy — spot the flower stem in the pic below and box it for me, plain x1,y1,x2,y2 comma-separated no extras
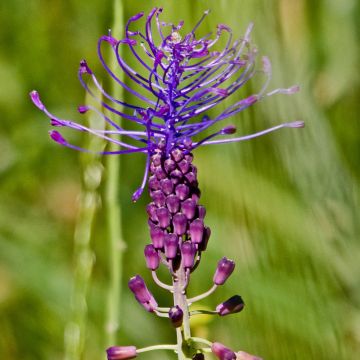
173,267,192,360
105,0,125,346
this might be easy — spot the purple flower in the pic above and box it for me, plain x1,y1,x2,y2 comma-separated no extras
213,257,235,285
216,295,245,316
211,342,236,360
30,7,302,201
106,346,137,360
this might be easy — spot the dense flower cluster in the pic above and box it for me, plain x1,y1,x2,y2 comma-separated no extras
31,7,302,360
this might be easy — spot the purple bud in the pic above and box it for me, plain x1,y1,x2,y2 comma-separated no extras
164,158,176,173
164,234,179,259
213,257,235,285
151,190,166,207
146,203,158,222
185,172,197,186
197,205,206,219
285,120,305,128
169,305,183,328
222,125,236,135
211,342,236,360
128,275,152,304
151,153,162,166
184,153,193,162
49,130,67,145
156,207,171,228
171,148,184,162
30,90,44,110
193,354,205,360
78,105,89,114
106,346,137,360
173,213,187,235
170,169,183,184
181,198,197,220
144,244,160,270
178,159,190,174
199,226,211,251
166,194,180,214
79,59,92,74
148,175,160,191
160,178,174,195
155,167,167,180
216,295,244,316
175,184,190,200
189,219,204,243
181,241,196,268
150,226,165,249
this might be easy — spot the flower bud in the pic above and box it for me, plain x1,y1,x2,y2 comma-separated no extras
128,275,152,303
213,257,235,285
216,295,244,316
150,226,165,249
169,305,183,327
166,194,180,213
211,342,236,360
173,213,187,235
151,190,166,207
164,234,179,259
144,244,160,270
164,158,176,173
181,198,197,220
178,159,190,173
146,203,158,222
181,241,196,268
189,218,204,243
148,175,160,191
197,205,206,219
156,207,171,228
106,346,137,360
160,178,174,195
175,184,190,200
198,226,211,251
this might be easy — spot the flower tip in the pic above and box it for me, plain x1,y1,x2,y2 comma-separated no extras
132,188,143,202
204,9,211,15
78,105,89,114
286,120,305,128
30,90,44,110
49,130,67,145
79,59,92,74
106,346,137,360
222,125,237,135
130,12,144,22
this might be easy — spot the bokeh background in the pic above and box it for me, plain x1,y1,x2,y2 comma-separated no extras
0,0,359,359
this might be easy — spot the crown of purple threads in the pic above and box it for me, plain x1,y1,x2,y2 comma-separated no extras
30,7,302,202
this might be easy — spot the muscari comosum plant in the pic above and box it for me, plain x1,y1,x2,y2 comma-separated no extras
30,8,303,360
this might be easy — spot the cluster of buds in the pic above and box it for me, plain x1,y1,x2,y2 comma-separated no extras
31,7,302,359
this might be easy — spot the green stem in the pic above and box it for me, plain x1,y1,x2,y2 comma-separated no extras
105,0,125,346
173,267,192,360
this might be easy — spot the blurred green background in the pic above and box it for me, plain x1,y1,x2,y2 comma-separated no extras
0,0,359,359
